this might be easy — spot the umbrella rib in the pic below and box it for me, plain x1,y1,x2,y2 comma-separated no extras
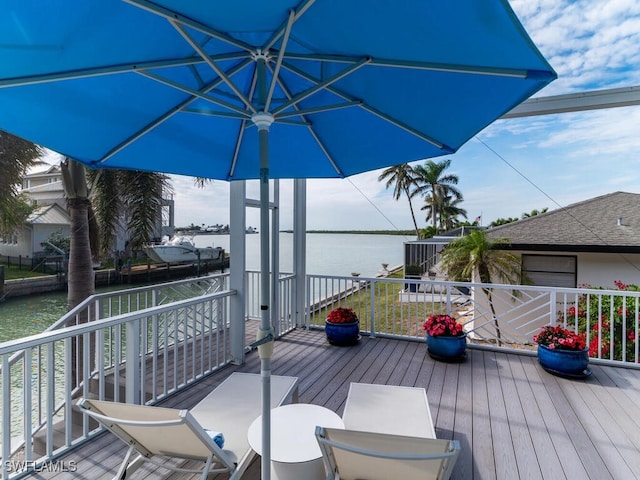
137,70,251,118
269,65,344,176
281,60,453,152
273,57,370,115
170,19,257,114
123,0,255,52
264,9,295,112
283,53,535,79
276,101,362,119
182,107,248,120
97,58,253,165
229,68,259,179
0,56,208,88
264,0,316,52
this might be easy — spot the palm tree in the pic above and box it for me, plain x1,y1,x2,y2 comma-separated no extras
62,160,172,311
413,159,462,231
378,163,421,238
62,159,171,385
0,130,44,233
89,169,171,258
60,158,96,311
438,196,468,231
522,207,548,218
439,229,523,345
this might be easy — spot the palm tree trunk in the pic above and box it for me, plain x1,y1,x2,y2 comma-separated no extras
404,187,420,238
483,287,503,346
62,159,96,388
67,197,95,310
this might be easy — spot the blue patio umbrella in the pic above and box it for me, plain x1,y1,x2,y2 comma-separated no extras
0,1,555,477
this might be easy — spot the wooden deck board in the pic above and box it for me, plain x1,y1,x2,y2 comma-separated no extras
28,327,640,480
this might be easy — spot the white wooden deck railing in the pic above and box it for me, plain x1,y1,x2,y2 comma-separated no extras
3,272,640,478
0,290,234,480
306,274,640,366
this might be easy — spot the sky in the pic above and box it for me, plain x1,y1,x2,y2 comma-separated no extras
42,0,640,231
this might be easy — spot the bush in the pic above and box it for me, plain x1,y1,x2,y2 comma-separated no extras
558,280,640,361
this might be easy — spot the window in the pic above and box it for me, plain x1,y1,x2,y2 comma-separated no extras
522,254,576,288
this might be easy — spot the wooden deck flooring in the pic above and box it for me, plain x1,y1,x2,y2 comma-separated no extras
29,327,640,480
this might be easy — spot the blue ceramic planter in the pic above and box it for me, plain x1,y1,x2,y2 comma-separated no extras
325,320,360,346
427,333,467,361
537,344,589,377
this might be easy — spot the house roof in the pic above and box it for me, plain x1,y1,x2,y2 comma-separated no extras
23,181,64,194
28,203,70,225
485,191,640,253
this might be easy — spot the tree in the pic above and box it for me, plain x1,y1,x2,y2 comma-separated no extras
439,229,523,345
61,160,172,311
489,217,519,227
424,194,468,232
378,163,421,238
521,207,548,218
0,130,44,234
413,158,462,231
61,158,95,312
88,169,171,258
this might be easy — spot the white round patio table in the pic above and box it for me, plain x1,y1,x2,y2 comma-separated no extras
247,403,344,480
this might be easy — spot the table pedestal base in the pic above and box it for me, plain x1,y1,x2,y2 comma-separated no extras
272,458,325,480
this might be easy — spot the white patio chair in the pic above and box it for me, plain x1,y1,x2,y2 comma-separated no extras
315,427,460,480
77,398,237,480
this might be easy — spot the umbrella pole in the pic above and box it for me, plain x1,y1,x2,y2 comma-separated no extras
253,55,275,480
258,122,273,480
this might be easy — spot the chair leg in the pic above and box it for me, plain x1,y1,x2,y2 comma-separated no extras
199,455,214,480
113,446,144,480
114,446,134,480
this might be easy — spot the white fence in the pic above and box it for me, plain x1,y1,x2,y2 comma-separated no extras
306,274,640,365
3,272,640,478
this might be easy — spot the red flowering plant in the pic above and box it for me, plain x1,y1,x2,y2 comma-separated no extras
422,314,464,337
557,281,640,361
533,325,587,351
326,307,359,324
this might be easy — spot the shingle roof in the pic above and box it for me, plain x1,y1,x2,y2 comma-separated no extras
485,191,640,252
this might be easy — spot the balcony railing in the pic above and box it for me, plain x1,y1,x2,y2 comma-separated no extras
306,274,640,365
0,290,233,479
2,272,640,478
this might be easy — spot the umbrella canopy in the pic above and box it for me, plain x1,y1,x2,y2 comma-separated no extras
0,1,554,179
0,1,555,478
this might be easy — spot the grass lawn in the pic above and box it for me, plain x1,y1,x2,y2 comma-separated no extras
311,270,447,337
1,264,52,280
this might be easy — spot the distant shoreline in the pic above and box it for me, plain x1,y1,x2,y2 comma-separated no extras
281,230,416,236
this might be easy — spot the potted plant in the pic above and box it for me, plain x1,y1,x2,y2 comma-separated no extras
325,307,360,346
422,314,466,361
534,325,590,378
404,264,422,292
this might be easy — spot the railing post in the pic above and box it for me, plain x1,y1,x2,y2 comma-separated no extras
125,319,141,404
293,179,307,329
549,289,556,325
369,280,376,338
229,180,246,365
2,355,10,480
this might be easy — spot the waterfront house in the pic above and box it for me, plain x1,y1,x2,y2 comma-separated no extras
0,164,177,261
486,191,640,289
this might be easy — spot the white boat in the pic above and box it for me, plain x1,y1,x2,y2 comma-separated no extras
145,236,223,264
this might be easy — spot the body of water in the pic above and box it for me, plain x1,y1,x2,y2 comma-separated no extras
0,233,410,342
194,232,408,278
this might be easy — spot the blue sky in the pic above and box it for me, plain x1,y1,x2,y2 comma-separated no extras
45,1,640,231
